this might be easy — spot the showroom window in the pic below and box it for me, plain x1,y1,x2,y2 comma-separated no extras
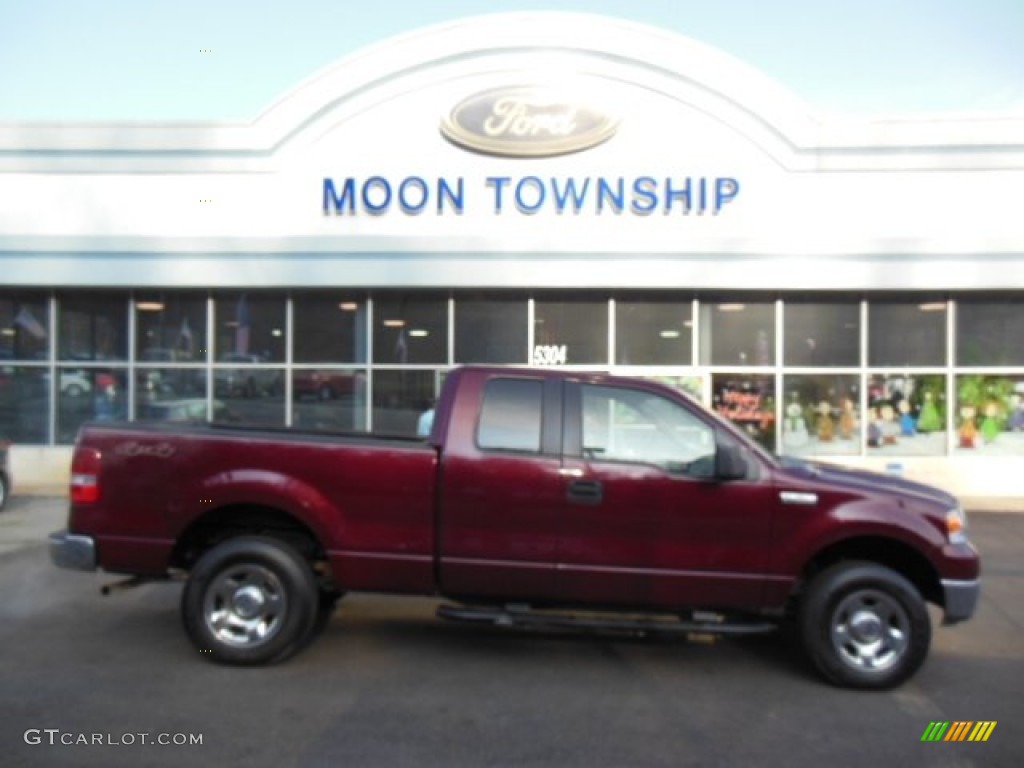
784,302,860,367
455,294,528,364
954,374,1024,456
135,293,208,363
956,299,1024,366
1,292,49,361
534,296,608,365
700,301,775,366
711,373,775,451
869,300,947,367
293,293,367,364
865,373,946,456
373,294,447,365
373,369,443,436
58,293,128,361
213,293,285,363
615,298,692,365
781,375,860,457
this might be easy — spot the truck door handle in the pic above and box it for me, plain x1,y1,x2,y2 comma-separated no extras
566,479,603,505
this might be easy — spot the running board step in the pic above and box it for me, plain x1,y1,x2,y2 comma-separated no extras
437,604,776,636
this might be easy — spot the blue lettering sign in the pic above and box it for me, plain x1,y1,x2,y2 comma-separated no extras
631,177,658,215
551,177,590,214
515,176,546,214
597,178,625,214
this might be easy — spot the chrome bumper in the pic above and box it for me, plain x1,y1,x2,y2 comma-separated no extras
49,530,97,571
941,578,980,625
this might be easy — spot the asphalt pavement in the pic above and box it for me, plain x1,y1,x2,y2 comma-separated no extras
0,494,1022,768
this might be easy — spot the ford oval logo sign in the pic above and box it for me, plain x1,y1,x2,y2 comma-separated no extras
441,86,619,158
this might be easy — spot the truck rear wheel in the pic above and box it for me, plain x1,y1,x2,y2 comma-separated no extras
182,536,319,665
799,561,931,689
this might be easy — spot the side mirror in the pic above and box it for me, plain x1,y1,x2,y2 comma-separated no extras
715,442,748,481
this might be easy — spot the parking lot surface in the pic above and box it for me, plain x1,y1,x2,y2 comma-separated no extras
1,495,1021,767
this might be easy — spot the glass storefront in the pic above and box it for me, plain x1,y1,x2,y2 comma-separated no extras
0,291,1022,454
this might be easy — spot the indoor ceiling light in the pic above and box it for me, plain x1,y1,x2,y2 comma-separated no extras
383,319,406,328
717,303,746,312
338,302,358,311
409,329,429,338
918,302,946,312
659,330,681,339
136,301,165,312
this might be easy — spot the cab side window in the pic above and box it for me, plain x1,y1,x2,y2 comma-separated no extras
581,385,715,476
477,378,543,453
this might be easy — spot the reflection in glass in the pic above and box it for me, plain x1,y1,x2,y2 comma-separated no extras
866,374,946,456
372,370,442,436
212,375,285,428
214,293,285,363
956,301,1024,366
784,303,859,367
0,366,48,443
57,368,128,443
135,294,207,362
455,296,527,364
534,297,608,365
134,368,208,421
0,293,49,361
954,374,1024,455
373,295,447,365
293,295,367,364
615,300,692,365
700,303,774,366
213,367,283,399
58,293,128,361
293,369,367,432
868,302,946,367
781,375,859,456
711,374,775,451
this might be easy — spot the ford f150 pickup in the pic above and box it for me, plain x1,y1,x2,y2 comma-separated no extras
50,366,980,689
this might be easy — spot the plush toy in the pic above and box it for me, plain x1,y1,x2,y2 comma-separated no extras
1008,393,1024,432
816,401,834,442
916,391,942,433
866,407,882,448
959,405,978,449
898,399,916,437
881,403,899,445
783,399,809,448
839,398,856,440
980,401,1001,444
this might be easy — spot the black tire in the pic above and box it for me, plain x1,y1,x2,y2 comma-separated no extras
799,561,931,689
182,536,319,665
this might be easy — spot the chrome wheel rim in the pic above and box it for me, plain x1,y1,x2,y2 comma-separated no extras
830,588,909,674
203,564,287,648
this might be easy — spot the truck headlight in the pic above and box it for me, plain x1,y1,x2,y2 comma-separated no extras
946,506,969,545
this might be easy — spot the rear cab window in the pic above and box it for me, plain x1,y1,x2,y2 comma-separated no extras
477,378,544,453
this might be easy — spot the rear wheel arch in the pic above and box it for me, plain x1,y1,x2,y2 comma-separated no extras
171,505,327,575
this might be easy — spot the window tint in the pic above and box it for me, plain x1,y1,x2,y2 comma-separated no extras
869,301,946,367
477,379,543,453
582,385,715,476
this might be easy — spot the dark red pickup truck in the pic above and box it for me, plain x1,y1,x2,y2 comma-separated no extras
50,366,979,688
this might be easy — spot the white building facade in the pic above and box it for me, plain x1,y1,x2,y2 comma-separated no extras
1,13,1023,501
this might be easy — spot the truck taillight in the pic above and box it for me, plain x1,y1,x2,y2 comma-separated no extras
71,446,102,504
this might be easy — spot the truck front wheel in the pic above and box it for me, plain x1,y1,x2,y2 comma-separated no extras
799,561,931,689
182,536,319,665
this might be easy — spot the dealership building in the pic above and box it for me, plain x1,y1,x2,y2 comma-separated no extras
1,12,1023,502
